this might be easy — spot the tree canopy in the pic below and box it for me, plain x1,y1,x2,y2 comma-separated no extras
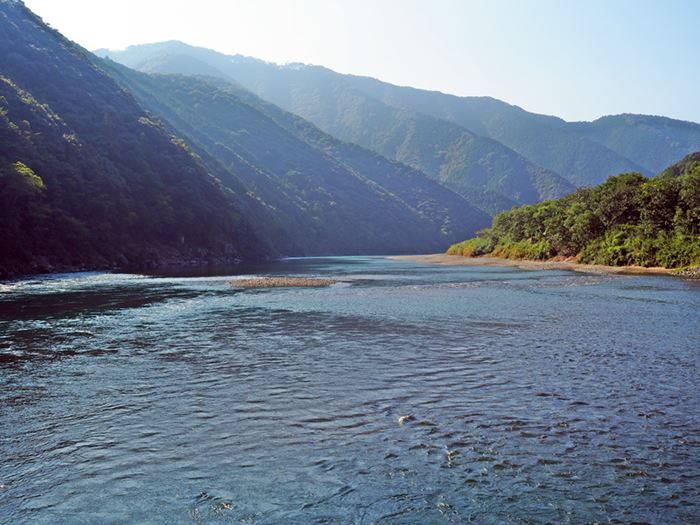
447,152,700,269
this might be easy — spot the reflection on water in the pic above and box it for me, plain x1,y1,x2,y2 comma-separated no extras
1,257,699,524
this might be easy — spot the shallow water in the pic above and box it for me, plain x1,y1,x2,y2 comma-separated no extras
1,256,699,524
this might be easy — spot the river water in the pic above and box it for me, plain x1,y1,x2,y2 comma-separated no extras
1,256,698,524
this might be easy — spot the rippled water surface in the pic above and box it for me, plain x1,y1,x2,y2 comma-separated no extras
1,257,699,524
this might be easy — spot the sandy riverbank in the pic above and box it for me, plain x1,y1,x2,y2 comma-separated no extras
228,277,337,288
388,254,672,275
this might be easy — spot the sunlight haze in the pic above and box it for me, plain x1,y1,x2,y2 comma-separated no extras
23,0,700,123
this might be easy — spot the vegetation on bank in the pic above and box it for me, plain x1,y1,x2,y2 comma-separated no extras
447,153,700,269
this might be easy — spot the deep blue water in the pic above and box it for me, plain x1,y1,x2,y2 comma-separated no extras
1,256,699,524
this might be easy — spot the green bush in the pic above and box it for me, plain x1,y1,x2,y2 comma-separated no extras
447,153,700,269
655,233,700,268
446,234,496,256
490,240,553,260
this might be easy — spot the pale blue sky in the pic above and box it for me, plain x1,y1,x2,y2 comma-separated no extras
24,0,700,123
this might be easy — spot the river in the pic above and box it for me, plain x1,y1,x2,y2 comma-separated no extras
1,256,698,523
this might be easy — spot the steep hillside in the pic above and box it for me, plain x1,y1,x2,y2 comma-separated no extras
101,62,490,254
100,41,700,189
658,151,700,178
336,75,651,185
98,42,574,214
0,0,497,278
572,114,700,174
200,75,492,234
0,1,266,276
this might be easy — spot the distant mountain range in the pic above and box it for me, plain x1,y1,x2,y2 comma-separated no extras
98,41,700,198
2,0,698,277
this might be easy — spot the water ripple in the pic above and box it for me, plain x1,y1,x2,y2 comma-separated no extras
1,257,698,524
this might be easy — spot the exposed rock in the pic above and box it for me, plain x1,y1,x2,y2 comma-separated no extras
673,266,700,279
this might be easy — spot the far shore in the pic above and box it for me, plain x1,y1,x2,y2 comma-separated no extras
388,254,673,276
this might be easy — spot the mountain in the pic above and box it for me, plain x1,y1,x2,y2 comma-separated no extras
1,1,492,277
571,114,700,174
0,1,267,276
101,61,490,255
659,151,700,178
96,42,575,214
290,66,700,185
328,76,652,186
447,153,700,269
99,41,700,190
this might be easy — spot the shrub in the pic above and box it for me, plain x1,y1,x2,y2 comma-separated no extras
445,152,700,269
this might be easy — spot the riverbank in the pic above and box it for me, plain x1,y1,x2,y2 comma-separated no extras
0,253,252,281
228,277,337,288
388,254,678,276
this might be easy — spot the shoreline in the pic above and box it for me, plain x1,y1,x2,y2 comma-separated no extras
387,254,673,276
228,277,337,288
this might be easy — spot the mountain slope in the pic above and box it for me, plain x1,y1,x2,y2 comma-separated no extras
311,72,700,184
334,75,652,185
1,0,496,277
100,41,700,189
572,114,700,174
0,1,266,276
199,75,492,235
98,42,574,214
101,61,490,254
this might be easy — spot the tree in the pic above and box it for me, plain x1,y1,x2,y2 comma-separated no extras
0,161,45,205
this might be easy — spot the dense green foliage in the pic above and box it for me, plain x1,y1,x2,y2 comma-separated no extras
0,3,267,276
101,41,700,195
447,153,700,268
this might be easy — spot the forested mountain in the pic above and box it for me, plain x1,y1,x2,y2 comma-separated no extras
96,42,575,215
571,115,700,174
100,41,700,190
260,62,700,186
0,1,490,276
102,62,489,255
324,76,652,186
0,1,267,276
447,153,700,269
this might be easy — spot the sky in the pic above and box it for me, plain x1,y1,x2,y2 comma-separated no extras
23,0,700,123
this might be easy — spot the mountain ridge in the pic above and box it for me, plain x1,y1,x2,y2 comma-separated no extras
0,3,269,276
98,41,580,214
100,61,490,252
98,41,700,190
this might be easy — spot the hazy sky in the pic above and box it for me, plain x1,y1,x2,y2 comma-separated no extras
23,0,700,123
